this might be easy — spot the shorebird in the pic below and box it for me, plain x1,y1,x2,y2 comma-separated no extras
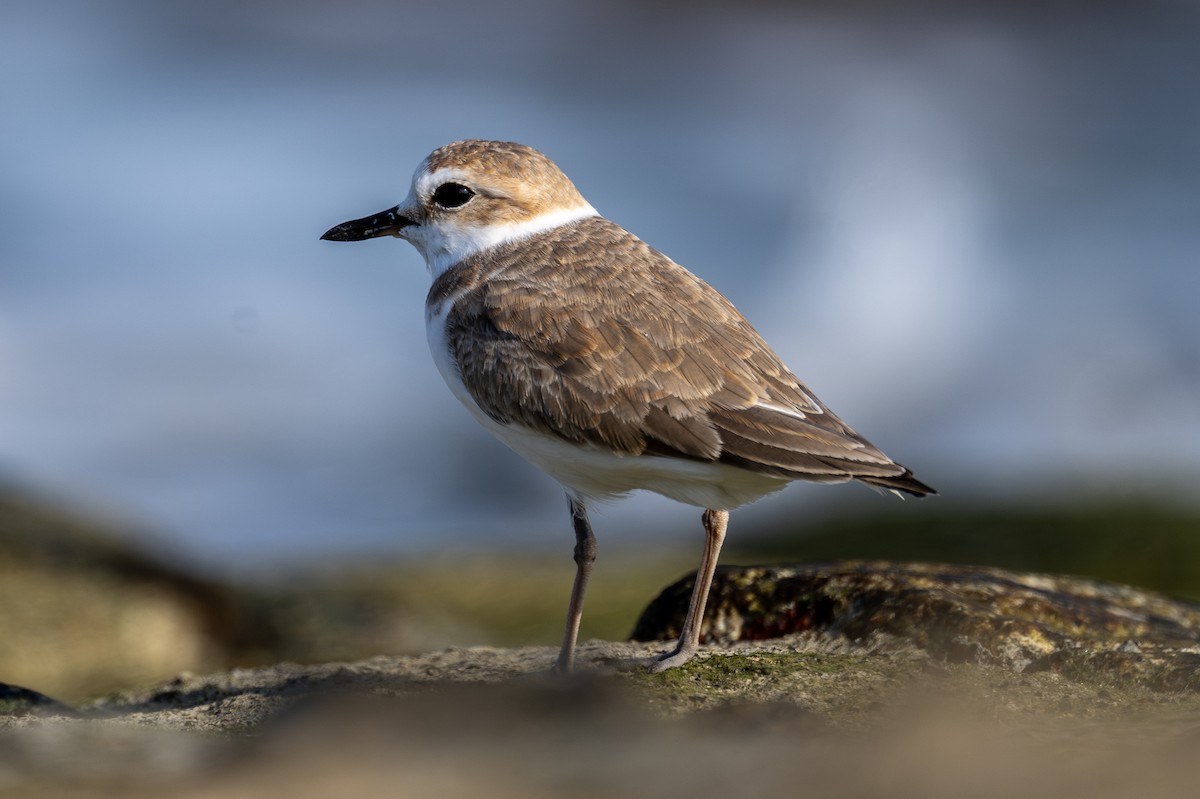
321,140,935,672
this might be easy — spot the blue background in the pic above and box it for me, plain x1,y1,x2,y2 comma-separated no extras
2,0,1198,566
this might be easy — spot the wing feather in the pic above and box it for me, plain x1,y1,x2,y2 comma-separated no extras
434,216,933,495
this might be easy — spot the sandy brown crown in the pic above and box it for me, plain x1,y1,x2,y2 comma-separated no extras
423,140,589,217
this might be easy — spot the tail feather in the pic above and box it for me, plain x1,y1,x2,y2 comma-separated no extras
859,468,937,498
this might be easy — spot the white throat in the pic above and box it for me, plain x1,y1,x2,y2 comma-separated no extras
407,204,599,278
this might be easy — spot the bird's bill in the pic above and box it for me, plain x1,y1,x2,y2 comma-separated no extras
320,206,414,241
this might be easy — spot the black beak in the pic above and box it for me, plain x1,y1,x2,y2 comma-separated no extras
320,206,414,241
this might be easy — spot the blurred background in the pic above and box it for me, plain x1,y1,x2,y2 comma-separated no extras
2,0,1199,698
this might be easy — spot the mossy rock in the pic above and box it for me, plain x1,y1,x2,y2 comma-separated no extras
633,561,1200,691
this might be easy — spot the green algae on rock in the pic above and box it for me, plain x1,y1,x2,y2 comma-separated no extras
632,561,1200,691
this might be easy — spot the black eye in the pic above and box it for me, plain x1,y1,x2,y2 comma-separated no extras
432,182,476,209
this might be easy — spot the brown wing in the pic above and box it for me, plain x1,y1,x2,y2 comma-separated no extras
435,216,933,496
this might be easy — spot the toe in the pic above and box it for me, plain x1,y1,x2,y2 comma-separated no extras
647,648,697,673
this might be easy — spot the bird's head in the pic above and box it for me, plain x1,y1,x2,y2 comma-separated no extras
321,140,597,276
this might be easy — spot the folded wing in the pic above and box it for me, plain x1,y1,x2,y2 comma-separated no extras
438,217,935,498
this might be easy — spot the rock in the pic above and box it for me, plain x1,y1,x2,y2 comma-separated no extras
6,558,1200,798
4,639,1200,799
0,683,77,718
632,561,1200,690
0,488,519,700
0,490,242,699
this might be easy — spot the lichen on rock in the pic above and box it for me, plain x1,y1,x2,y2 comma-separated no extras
632,561,1200,690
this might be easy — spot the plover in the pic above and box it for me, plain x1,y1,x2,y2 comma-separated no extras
321,140,935,672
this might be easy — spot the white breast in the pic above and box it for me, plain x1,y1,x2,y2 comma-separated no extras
425,300,791,510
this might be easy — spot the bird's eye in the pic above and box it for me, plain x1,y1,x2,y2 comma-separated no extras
431,182,476,209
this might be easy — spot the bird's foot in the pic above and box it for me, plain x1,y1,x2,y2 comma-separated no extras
646,644,699,673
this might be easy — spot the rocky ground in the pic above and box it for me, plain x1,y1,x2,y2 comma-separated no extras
7,491,1200,796
5,635,1200,799
6,562,1200,798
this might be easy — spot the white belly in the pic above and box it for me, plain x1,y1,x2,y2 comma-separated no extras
425,303,789,510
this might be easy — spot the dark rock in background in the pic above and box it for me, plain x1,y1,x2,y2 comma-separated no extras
0,490,245,698
634,561,1200,690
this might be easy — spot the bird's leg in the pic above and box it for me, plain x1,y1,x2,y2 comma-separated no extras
554,495,597,673
649,508,728,673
